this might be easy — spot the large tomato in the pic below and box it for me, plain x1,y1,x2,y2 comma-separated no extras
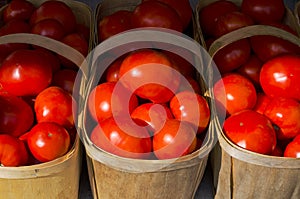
0,49,52,96
284,134,300,158
223,110,277,155
30,18,66,40
2,0,36,22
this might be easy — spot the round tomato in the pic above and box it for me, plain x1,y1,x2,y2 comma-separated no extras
0,49,52,96
26,122,70,162
104,56,124,82
51,69,77,94
223,110,277,155
284,134,300,158
252,92,271,115
90,116,152,159
30,18,66,40
2,0,35,22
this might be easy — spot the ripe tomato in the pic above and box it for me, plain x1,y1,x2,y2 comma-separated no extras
284,134,300,158
90,116,152,159
30,18,66,40
98,10,133,42
241,0,285,24
29,1,76,34
264,97,300,140
2,0,35,22
213,73,257,115
25,122,70,162
213,39,251,74
253,92,271,115
88,82,138,123
104,57,124,82
0,49,52,96
170,91,210,134
0,134,28,166
223,110,277,155
153,119,197,159
34,86,74,130
0,91,34,137
118,49,181,103
51,69,77,94
260,54,300,100
199,0,239,37
131,1,183,32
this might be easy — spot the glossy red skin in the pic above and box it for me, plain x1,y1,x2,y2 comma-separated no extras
213,73,257,116
284,134,300,158
0,49,52,96
264,97,300,140
271,145,283,157
153,119,197,159
26,122,70,162
2,0,35,22
88,82,139,123
199,0,239,37
0,92,34,137
260,54,300,100
213,11,254,38
223,110,277,155
35,48,61,73
241,0,285,24
51,69,77,94
214,39,251,74
90,116,152,159
0,134,28,166
131,1,183,32
118,49,181,103
98,10,133,42
29,1,76,34
170,91,210,134
105,57,123,82
31,18,66,40
253,92,271,115
34,86,74,130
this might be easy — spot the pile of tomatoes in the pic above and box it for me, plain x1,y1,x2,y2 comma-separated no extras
199,0,300,158
0,0,90,167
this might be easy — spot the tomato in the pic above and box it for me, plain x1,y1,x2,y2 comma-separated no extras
252,92,271,115
29,1,76,34
98,10,133,42
213,11,254,38
2,0,35,22
0,49,52,96
199,0,239,37
34,86,74,130
25,122,70,162
213,39,251,74
264,97,300,140
35,48,61,73
213,73,257,115
118,49,181,103
259,54,300,100
241,0,285,24
223,110,277,155
177,77,201,94
153,119,197,159
104,57,123,82
51,69,77,94
88,82,138,123
0,91,34,137
284,134,300,158
30,18,66,40
90,116,152,159
271,145,283,157
170,91,210,134
131,1,183,32
0,134,28,166
75,23,90,42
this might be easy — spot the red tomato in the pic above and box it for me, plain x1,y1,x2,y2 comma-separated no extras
0,91,34,137
153,119,197,159
0,134,28,166
98,10,133,42
253,92,271,115
271,145,283,157
35,48,61,73
104,57,123,82
88,82,138,123
213,39,251,74
30,18,66,40
213,73,257,115
25,122,70,162
264,97,300,140
260,54,300,100
170,91,210,134
2,0,35,22
34,86,74,130
284,134,300,158
118,49,181,103
241,0,285,24
213,11,254,38
51,69,77,94
223,110,277,155
29,1,76,34
199,0,239,37
90,116,152,159
131,1,183,32
0,49,52,96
